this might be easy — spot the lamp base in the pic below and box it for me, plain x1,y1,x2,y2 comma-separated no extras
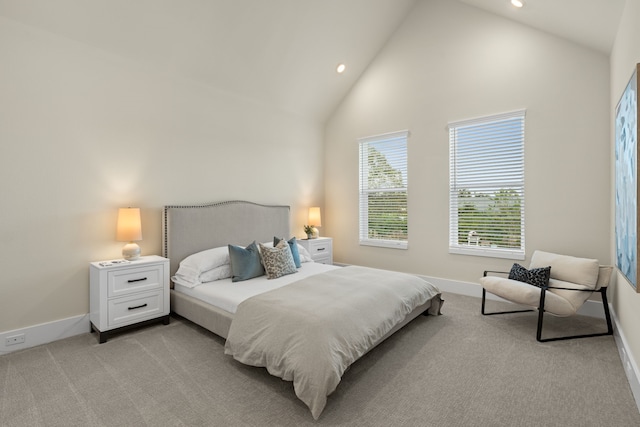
122,242,141,261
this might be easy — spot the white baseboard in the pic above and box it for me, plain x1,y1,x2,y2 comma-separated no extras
0,314,91,355
611,307,640,411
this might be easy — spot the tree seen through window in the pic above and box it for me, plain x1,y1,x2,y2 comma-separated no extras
366,146,407,241
457,188,522,248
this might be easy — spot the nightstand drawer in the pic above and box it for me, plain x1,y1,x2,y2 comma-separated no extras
307,240,331,256
108,265,163,297
108,291,164,327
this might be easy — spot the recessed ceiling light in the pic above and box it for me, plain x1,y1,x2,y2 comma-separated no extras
336,64,346,74
511,0,524,7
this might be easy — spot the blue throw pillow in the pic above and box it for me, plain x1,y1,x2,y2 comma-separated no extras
228,241,265,282
274,236,301,268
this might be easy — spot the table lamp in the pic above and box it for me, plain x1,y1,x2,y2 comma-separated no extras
308,207,322,238
116,207,142,260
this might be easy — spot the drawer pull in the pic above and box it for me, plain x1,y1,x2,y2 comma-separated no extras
128,303,148,311
127,277,148,283
317,248,325,251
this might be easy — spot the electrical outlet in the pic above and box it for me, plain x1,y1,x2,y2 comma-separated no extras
5,334,25,346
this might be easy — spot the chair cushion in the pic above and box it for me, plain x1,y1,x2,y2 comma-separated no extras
479,276,576,316
546,278,593,313
529,251,599,289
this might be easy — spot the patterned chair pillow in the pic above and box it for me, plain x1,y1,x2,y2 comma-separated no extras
508,263,551,288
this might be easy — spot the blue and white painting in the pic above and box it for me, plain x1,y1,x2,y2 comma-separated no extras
615,65,638,290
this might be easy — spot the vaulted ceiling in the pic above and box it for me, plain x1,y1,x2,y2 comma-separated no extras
0,0,625,123
459,0,625,55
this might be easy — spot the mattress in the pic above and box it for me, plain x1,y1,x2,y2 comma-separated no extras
173,262,340,314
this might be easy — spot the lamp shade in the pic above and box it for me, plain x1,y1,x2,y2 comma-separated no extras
116,208,142,242
308,207,322,227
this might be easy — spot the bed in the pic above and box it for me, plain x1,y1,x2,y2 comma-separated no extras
162,200,443,419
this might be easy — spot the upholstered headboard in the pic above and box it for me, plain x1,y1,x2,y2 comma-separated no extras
162,200,291,278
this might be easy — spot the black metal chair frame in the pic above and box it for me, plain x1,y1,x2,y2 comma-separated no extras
481,270,613,342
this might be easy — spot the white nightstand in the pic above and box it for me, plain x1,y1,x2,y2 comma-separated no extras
299,237,333,265
89,255,170,343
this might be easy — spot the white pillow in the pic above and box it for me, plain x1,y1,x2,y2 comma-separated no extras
173,246,230,287
297,244,313,263
200,264,232,283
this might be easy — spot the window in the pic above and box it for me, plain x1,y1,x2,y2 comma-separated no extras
448,110,525,259
358,130,409,249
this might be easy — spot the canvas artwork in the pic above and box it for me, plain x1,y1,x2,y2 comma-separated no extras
615,64,639,291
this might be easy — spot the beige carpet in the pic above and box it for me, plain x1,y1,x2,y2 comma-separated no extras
1,292,639,426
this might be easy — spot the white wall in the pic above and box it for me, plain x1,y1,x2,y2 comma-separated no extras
324,0,610,281
0,16,324,332
610,0,640,386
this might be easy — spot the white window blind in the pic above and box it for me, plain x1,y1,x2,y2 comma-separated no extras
448,110,525,259
358,130,409,249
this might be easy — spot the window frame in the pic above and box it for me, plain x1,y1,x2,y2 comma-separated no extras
358,130,409,250
448,110,526,260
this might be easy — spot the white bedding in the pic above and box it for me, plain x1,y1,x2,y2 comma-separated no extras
173,262,339,314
